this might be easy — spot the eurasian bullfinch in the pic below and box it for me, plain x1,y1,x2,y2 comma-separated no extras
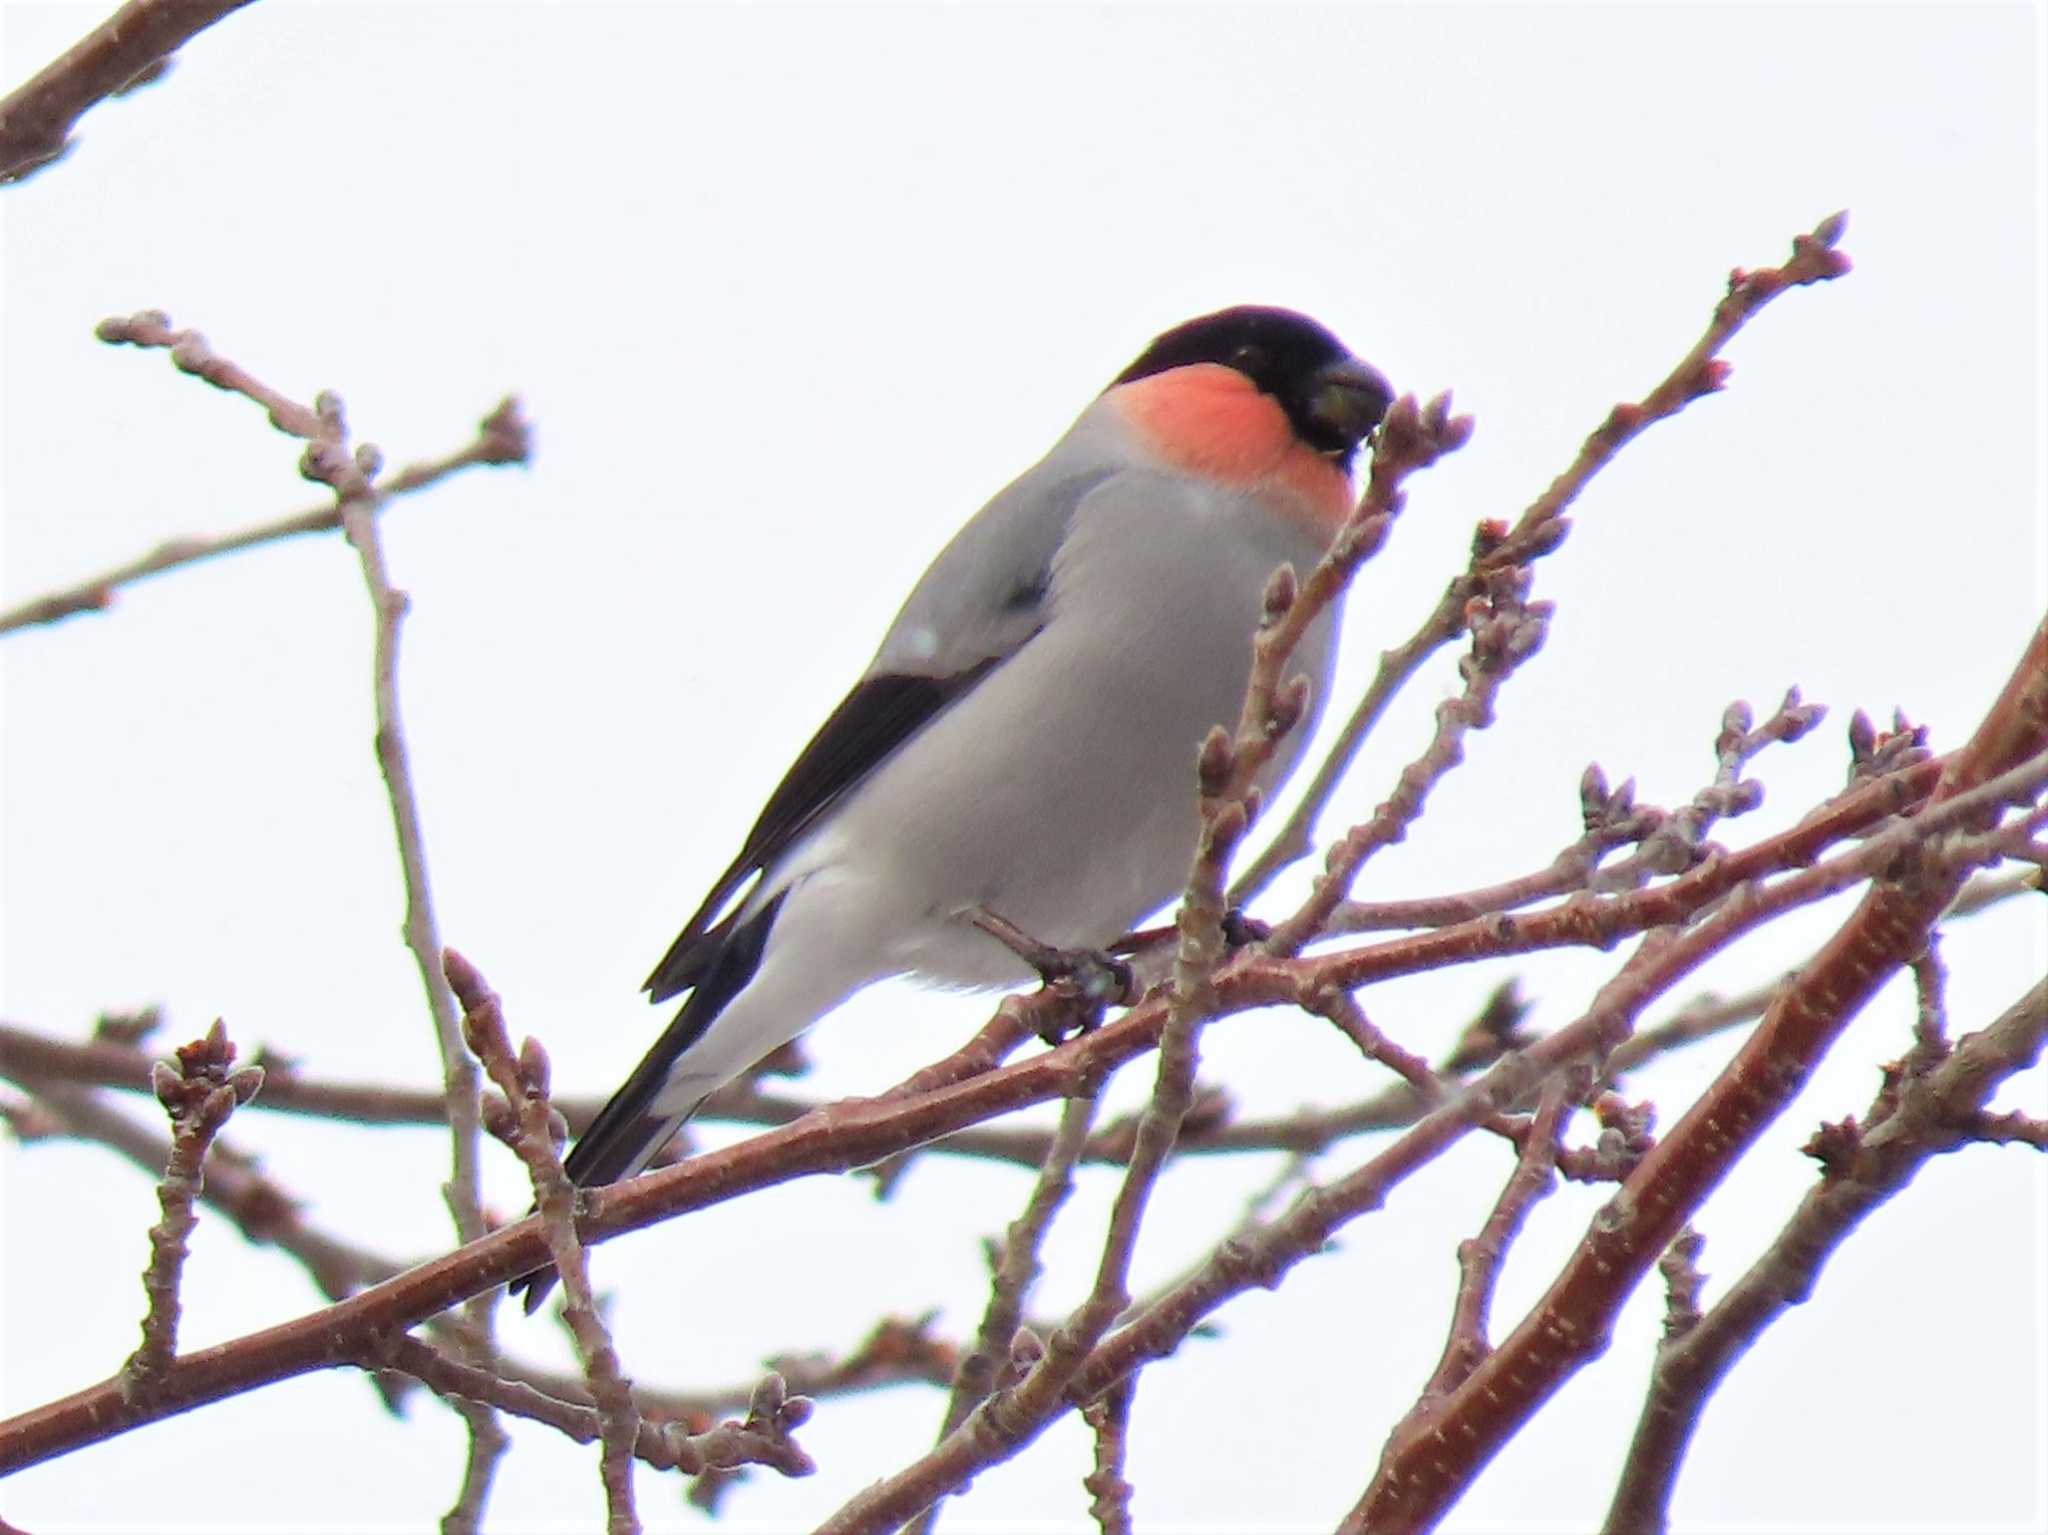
516,306,1391,1308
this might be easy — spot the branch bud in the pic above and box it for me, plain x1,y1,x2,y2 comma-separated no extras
1197,726,1234,796
1267,674,1312,742
1260,563,1298,626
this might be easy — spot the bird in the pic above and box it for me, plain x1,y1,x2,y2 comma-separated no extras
514,306,1391,1309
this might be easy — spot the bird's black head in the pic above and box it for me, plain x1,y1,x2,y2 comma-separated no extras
1112,305,1393,464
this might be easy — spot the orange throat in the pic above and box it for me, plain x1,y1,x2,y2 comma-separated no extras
1109,363,1354,535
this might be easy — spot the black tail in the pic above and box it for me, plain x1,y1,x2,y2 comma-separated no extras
509,893,784,1312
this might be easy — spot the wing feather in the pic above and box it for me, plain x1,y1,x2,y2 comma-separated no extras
642,447,1117,1002
642,662,1000,1001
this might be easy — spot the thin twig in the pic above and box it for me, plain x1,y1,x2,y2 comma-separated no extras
1324,771,1663,932
365,1332,813,1481
1235,212,1852,901
16,1079,404,1301
92,308,510,1515
120,1023,262,1400
86,314,493,1253
446,950,642,1535
0,397,528,636
1267,561,1550,953
1379,1070,1581,1453
912,1088,1103,1534
1080,1378,1136,1535
450,1311,955,1428
441,1402,512,1535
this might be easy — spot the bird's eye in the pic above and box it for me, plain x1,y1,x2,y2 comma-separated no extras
1230,344,1268,375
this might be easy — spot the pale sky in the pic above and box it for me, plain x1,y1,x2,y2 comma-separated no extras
1,3,2042,1531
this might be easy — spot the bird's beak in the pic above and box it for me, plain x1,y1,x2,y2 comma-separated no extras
1305,357,1394,451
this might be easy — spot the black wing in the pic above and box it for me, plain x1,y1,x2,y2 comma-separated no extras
643,662,999,1002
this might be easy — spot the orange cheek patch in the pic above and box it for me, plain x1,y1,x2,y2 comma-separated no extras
1110,364,1354,534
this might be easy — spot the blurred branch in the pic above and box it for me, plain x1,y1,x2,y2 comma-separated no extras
365,1332,814,1483
1602,975,2048,1534
4,1070,961,1441
13,1079,406,1302
0,0,258,184
0,397,528,636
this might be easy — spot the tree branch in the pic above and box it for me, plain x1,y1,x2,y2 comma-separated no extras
89,307,512,1521
0,396,528,636
1347,616,2048,1530
1234,212,1851,899
0,0,258,184
119,1023,262,1400
448,951,642,1535
1602,975,2048,1534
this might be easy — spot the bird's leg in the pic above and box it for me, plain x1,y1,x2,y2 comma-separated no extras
968,905,1136,1043
1108,906,1271,954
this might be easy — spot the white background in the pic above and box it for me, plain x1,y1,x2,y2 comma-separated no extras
1,3,2042,1531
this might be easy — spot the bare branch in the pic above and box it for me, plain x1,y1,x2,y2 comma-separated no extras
365,1332,813,1483
447,951,641,1535
0,397,528,636
1406,1071,1581,1417
0,739,1986,1479
1602,976,2048,1534
1080,1378,1137,1535
1267,558,1549,952
0,0,257,184
17,1079,405,1301
89,309,511,1512
1235,214,1851,900
913,1088,1102,1533
1349,615,2048,1531
120,1022,262,1400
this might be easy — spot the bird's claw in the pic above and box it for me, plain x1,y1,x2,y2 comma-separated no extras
1028,947,1135,1045
1036,946,1136,1007
1221,907,1271,948
970,906,1138,1044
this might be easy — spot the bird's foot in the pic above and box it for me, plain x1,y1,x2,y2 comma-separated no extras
970,907,1137,1044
